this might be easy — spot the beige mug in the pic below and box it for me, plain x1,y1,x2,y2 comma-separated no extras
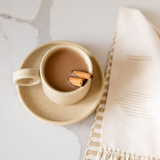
13,44,93,105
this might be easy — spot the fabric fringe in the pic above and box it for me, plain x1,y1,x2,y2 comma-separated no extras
94,147,158,160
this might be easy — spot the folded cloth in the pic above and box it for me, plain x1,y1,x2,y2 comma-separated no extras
84,7,160,160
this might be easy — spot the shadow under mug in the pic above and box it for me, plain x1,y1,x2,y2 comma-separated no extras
13,44,93,105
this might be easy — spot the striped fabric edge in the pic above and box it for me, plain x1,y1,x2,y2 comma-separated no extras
83,32,115,160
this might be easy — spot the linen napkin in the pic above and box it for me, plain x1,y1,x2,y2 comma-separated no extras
84,7,160,160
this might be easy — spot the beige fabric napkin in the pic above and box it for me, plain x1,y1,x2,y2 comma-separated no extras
84,7,160,160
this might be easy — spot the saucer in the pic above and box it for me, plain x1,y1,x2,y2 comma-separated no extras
17,41,104,125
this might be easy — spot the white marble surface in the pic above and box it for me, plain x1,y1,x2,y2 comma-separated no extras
1,0,160,160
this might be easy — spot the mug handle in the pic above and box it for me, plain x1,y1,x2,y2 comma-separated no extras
13,68,41,86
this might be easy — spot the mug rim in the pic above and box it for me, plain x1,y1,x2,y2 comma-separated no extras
40,44,93,94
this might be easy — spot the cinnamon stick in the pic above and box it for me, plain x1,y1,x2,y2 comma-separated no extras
71,70,93,80
68,77,87,87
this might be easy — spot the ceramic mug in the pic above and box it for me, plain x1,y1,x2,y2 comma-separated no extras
13,44,93,105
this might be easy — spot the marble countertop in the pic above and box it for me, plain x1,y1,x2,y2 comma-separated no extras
1,0,160,160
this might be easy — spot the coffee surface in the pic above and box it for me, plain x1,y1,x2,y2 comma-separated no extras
44,49,89,91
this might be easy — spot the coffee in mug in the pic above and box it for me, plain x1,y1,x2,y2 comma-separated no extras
44,49,88,92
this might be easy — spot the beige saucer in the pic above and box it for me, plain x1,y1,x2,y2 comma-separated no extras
17,41,104,125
